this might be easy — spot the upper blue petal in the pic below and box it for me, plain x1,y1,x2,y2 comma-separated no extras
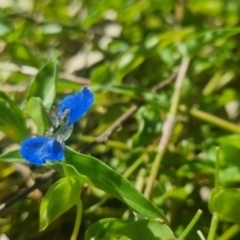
20,136,64,165
57,87,94,125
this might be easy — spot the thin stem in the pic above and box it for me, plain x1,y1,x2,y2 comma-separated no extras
123,153,147,178
70,199,83,240
218,224,240,240
135,168,147,193
197,230,206,240
144,148,165,198
177,209,203,240
144,57,189,199
63,158,82,240
77,135,130,151
207,214,219,240
84,196,109,214
215,147,220,188
206,148,220,240
179,105,240,134
62,158,70,179
170,58,190,116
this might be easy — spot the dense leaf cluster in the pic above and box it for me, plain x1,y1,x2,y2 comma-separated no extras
1,0,240,239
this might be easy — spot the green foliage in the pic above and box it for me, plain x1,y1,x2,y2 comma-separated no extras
1,0,240,239
40,177,82,230
26,97,51,135
27,60,58,109
0,91,27,141
0,13,13,36
85,218,175,240
0,149,23,163
208,186,240,224
48,147,167,221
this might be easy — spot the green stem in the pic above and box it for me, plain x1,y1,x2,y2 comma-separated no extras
144,57,189,199
123,153,147,179
207,214,219,240
70,199,82,240
63,158,82,240
179,105,240,134
206,148,220,240
218,224,240,240
177,209,203,240
144,148,165,198
84,196,109,214
62,158,70,179
76,135,130,151
215,147,220,188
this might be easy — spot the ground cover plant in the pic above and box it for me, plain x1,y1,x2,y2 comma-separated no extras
1,0,240,239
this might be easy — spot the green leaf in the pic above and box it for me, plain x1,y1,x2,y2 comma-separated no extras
85,218,175,240
208,186,240,224
40,23,62,35
96,84,169,110
0,91,27,141
218,134,240,166
91,62,115,84
39,177,81,231
25,97,51,135
113,29,193,79
0,13,13,36
27,60,58,109
114,45,145,79
180,28,240,57
48,147,167,222
0,149,24,163
9,42,37,65
132,105,162,148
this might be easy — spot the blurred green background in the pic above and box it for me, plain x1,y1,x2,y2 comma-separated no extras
1,0,240,239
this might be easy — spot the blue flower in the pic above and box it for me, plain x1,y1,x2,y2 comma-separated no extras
20,87,94,165
20,136,64,166
57,87,94,126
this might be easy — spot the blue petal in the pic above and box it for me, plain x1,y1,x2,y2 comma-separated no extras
57,87,94,125
20,136,64,165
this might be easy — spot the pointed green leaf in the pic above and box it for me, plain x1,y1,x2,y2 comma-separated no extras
0,13,13,36
27,60,58,109
0,149,24,163
0,91,27,141
48,147,167,222
85,218,175,240
40,177,81,230
26,97,51,135
91,62,114,84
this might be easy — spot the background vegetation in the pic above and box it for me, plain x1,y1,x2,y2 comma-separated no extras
1,0,240,239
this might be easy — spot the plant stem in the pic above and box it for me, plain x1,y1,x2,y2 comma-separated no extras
84,196,109,214
179,105,240,134
207,214,219,240
197,230,206,240
144,148,165,198
77,135,130,151
218,224,240,240
177,209,203,240
63,158,82,240
215,147,220,188
144,57,189,199
62,158,70,179
123,153,147,178
206,148,220,240
70,199,82,240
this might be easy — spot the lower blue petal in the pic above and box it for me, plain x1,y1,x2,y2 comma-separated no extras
20,136,64,165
